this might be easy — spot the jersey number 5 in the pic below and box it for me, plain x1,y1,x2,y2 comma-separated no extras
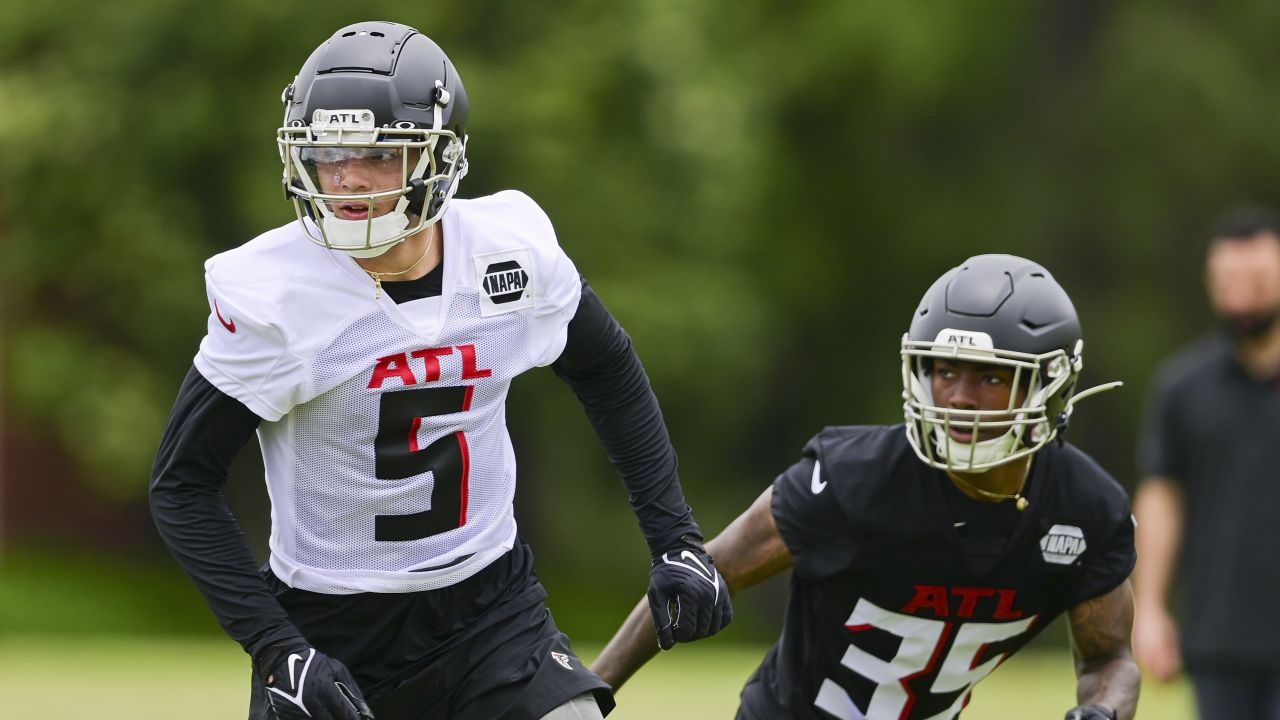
374,385,473,541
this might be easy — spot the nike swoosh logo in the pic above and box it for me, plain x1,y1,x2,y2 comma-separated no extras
214,299,236,333
680,550,712,579
810,461,827,494
287,652,304,690
266,649,314,711
662,551,722,602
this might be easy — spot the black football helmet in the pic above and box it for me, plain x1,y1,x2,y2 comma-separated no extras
901,254,1119,473
278,21,469,256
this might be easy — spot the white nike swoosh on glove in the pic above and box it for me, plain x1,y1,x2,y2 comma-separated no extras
287,652,304,690
267,648,314,711
662,551,721,602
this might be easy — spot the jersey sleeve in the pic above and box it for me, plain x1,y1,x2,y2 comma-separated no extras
1068,498,1137,607
502,191,582,367
149,366,303,656
771,434,857,579
194,268,311,422
551,279,701,555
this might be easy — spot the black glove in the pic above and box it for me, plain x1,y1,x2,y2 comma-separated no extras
647,535,733,650
256,640,375,720
1064,705,1117,720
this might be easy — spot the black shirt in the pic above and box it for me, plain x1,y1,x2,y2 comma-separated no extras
741,425,1135,720
1138,332,1280,667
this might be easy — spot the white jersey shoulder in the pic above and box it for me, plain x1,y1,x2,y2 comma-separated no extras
448,190,580,319
195,192,583,420
194,220,378,420
447,190,581,363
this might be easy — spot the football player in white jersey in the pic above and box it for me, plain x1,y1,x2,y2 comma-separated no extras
150,20,731,720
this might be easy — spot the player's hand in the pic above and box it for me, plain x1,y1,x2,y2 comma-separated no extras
647,536,733,650
1064,705,1117,720
256,641,375,720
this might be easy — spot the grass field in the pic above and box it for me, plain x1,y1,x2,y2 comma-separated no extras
0,635,1193,719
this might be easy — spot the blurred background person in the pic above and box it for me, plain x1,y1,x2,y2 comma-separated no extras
1133,205,1280,719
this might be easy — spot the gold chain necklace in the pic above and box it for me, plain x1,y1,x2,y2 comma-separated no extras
947,471,1030,511
364,225,436,299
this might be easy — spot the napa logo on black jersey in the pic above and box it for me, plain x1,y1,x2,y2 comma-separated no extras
474,249,534,316
1039,523,1087,565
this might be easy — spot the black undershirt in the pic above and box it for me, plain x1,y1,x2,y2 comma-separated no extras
380,261,443,303
149,271,698,659
939,472,1021,577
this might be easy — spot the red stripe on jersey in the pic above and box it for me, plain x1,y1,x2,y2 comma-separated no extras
408,416,423,453
458,430,470,527
900,621,954,720
457,384,474,527
970,641,993,671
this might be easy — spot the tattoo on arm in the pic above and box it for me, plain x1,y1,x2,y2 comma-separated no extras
1068,581,1140,720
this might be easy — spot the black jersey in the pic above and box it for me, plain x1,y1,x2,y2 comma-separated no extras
741,425,1135,720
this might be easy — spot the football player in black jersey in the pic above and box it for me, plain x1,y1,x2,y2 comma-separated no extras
593,254,1139,720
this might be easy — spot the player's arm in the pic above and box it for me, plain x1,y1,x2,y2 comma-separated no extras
591,485,792,690
1131,475,1184,681
552,278,732,647
1064,580,1140,720
149,366,297,650
550,279,700,554
149,367,373,719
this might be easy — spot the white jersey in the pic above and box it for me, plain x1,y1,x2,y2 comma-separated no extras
194,190,581,594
